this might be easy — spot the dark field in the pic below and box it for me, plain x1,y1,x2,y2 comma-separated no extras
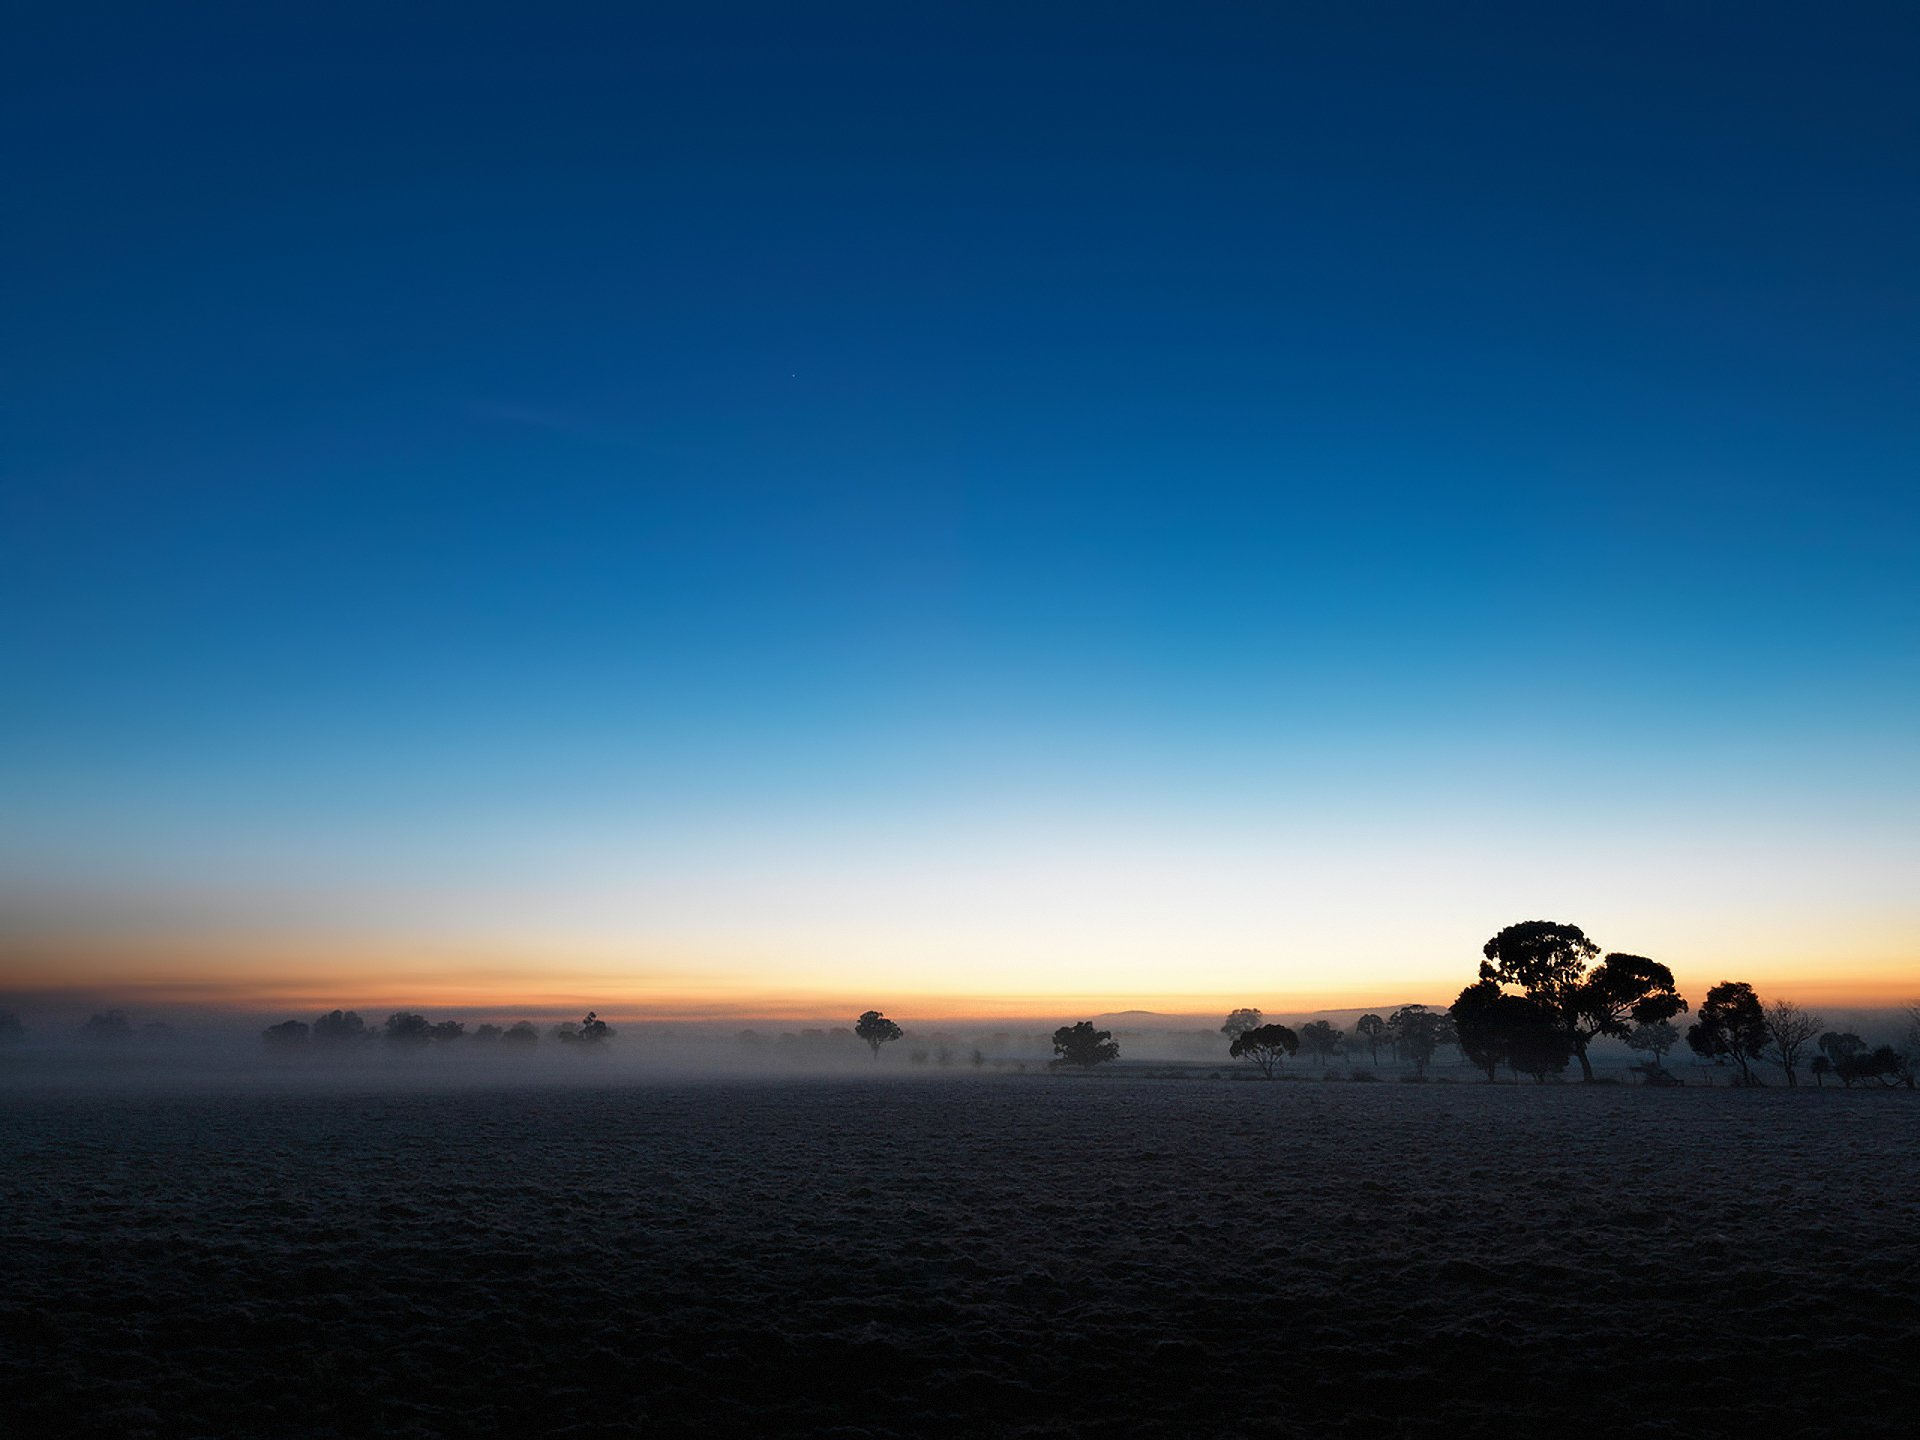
4,1076,1916,1438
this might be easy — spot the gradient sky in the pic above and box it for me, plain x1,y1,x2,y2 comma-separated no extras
3,4,1916,1015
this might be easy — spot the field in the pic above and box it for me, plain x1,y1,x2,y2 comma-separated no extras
3,1073,1915,1437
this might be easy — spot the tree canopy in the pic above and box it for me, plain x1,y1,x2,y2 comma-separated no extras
1478,923,1686,1081
1050,1021,1119,1069
1686,982,1768,1084
855,1010,903,1057
1228,1023,1297,1079
1220,1008,1263,1041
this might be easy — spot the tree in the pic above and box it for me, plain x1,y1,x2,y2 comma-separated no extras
560,1011,613,1045
1818,1031,1866,1069
1220,1008,1263,1042
473,1023,504,1041
1051,1021,1119,1069
262,1019,310,1048
1480,919,1600,1000
1809,1055,1832,1087
1686,982,1768,1085
1837,1046,1914,1089
1626,1019,1681,1075
1450,982,1509,1081
430,1020,467,1042
1563,953,1688,1081
1297,1020,1344,1069
501,1020,538,1046
1354,1014,1386,1066
1762,1000,1821,1087
311,1009,366,1043
385,1012,432,1044
855,1010,903,1058
80,1011,133,1040
1506,1002,1573,1082
1388,1005,1442,1077
1451,982,1567,1082
1229,1023,1298,1079
1480,922,1684,1082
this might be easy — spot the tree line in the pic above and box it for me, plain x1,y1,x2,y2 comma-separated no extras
260,1010,613,1048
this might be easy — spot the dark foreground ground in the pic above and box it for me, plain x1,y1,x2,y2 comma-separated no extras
3,1075,1915,1438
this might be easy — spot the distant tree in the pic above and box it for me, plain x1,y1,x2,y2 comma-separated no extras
472,1023,504,1042
1626,1019,1681,1075
1354,1014,1386,1066
1229,1023,1298,1079
1837,1046,1914,1089
855,1010,903,1058
1686,982,1768,1085
1220,1008,1264,1042
80,1011,133,1041
385,1012,432,1044
0,1010,24,1044
311,1009,367,1043
1051,1021,1119,1070
1297,1020,1344,1069
1818,1031,1867,1069
550,1021,580,1042
1762,1000,1821,1087
1388,1005,1442,1077
560,1011,613,1045
501,1020,538,1046
262,1019,310,1048
1809,1055,1832,1088
429,1020,467,1042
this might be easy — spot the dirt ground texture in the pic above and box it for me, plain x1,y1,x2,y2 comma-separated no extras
3,1075,1915,1438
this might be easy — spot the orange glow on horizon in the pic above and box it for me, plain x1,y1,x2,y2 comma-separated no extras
3,929,1913,1023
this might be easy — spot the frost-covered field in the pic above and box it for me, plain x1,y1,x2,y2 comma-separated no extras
3,1075,1915,1438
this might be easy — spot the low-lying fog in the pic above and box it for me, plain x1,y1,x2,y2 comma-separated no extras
1,1002,1913,1092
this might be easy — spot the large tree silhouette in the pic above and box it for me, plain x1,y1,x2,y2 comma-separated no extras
1229,1023,1297,1079
1388,1005,1443,1077
1686,981,1768,1084
1480,922,1685,1081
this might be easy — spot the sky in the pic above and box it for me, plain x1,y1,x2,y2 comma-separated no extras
2,3,1916,1018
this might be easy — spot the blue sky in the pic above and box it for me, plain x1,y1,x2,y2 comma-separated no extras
3,4,1915,1008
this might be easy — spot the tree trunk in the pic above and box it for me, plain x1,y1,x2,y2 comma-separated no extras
1574,1041,1595,1082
